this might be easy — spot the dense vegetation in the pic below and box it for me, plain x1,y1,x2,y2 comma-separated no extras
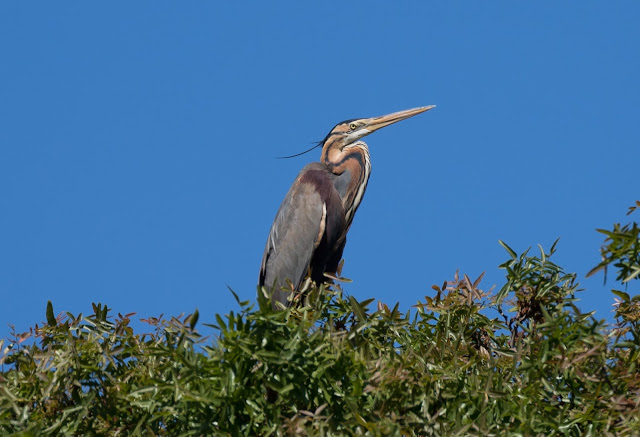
1,203,639,436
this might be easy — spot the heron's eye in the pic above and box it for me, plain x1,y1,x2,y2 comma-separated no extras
349,123,358,131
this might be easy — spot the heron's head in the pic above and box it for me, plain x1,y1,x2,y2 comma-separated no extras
321,106,435,163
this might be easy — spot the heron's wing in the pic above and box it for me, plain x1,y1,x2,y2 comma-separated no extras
259,163,330,307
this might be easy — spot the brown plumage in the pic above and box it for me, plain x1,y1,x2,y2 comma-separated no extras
259,106,434,309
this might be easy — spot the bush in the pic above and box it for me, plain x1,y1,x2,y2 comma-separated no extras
1,205,639,436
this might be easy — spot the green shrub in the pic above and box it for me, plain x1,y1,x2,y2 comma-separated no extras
2,205,639,436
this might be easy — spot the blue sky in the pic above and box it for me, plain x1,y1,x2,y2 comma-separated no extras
1,3,639,337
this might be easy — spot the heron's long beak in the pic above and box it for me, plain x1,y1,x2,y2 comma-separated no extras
352,105,435,141
369,105,435,131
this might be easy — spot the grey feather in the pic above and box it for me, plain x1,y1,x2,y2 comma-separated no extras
259,164,326,308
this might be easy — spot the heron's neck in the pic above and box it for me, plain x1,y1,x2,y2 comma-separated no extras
322,142,371,226
322,141,370,172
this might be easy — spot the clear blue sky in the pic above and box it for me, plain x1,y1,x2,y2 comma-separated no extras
2,3,639,337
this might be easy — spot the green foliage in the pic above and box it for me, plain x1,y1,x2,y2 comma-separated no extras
1,205,640,435
588,200,640,283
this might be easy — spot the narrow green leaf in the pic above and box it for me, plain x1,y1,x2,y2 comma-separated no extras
586,263,605,278
215,314,227,332
227,286,241,304
499,240,517,259
349,296,367,323
189,309,199,330
622,266,640,282
46,300,57,326
611,289,630,302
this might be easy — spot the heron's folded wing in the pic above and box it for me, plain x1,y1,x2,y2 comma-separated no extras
259,169,327,306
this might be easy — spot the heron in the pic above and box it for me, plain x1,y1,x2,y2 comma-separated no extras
259,106,435,309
